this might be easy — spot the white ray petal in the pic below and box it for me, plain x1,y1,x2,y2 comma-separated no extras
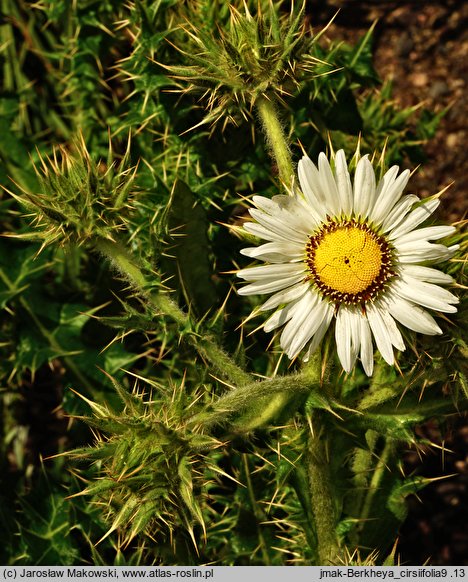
251,195,281,213
366,304,395,365
372,300,406,351
395,241,456,263
253,194,320,233
388,199,441,240
359,314,374,376
353,155,376,217
263,300,299,332
237,263,304,281
241,240,304,263
318,152,341,216
393,225,455,246
334,149,353,215
279,293,318,355
380,194,419,233
399,265,454,285
370,167,410,225
394,277,459,313
237,272,305,295
249,209,308,243
259,282,309,311
335,307,360,372
286,296,331,357
302,303,334,362
244,221,292,242
298,156,329,219
385,295,442,335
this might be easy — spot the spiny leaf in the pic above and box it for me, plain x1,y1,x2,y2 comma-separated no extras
163,179,217,316
387,476,431,522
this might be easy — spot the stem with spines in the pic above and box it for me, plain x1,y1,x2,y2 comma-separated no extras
254,101,343,563
306,411,342,564
256,95,294,189
93,237,252,388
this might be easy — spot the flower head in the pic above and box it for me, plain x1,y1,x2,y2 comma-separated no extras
237,149,459,375
164,3,310,130
9,135,137,250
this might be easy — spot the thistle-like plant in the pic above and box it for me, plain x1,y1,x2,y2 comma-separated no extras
70,375,222,552
164,2,309,128
8,135,137,250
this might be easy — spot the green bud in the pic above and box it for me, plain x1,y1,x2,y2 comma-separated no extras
10,134,138,249
164,2,309,129
70,378,215,547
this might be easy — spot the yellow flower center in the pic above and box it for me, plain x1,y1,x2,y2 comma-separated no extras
314,227,382,293
306,220,394,304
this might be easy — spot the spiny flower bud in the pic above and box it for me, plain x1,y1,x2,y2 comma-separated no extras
70,375,222,548
164,1,311,130
9,134,138,250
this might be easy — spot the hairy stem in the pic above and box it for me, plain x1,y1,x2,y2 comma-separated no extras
301,353,341,564
306,412,341,565
93,237,252,387
256,95,294,189
359,440,393,526
188,370,319,430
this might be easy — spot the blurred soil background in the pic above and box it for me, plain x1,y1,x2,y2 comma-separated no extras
312,0,467,565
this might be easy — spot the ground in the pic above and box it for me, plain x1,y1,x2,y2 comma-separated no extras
315,0,467,223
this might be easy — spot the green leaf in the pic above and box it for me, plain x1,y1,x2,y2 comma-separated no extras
350,394,468,441
324,89,362,134
0,242,51,309
178,457,204,526
417,108,448,141
387,476,429,522
345,27,380,85
11,478,80,565
163,179,217,316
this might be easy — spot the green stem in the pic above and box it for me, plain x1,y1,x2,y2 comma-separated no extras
242,454,271,565
306,413,341,565
300,354,342,564
359,440,393,526
256,95,294,188
93,237,252,387
188,371,318,431
94,238,148,291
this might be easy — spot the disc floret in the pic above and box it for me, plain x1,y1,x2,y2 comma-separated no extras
306,219,395,305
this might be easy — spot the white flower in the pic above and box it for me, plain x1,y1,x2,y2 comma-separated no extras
237,149,459,376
